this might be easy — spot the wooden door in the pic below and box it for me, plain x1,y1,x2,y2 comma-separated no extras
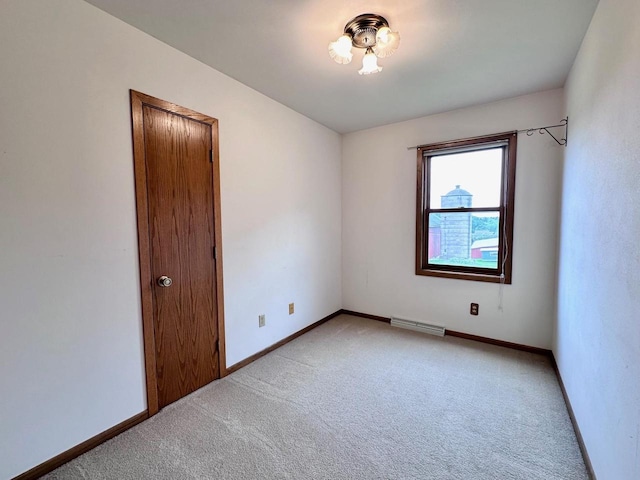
130,91,225,414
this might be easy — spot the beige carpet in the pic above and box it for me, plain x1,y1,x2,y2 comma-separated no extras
44,315,588,479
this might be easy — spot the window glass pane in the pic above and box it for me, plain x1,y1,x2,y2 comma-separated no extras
429,148,503,208
427,212,500,270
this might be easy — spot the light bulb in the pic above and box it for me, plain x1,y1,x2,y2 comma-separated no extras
377,26,391,43
328,34,353,64
335,35,352,56
358,49,382,75
373,27,400,58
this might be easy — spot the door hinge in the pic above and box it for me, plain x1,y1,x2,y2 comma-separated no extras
209,149,213,163
213,246,217,259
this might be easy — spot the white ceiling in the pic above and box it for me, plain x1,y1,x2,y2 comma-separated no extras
85,0,599,133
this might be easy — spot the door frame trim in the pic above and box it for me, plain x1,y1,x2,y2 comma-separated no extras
130,90,226,416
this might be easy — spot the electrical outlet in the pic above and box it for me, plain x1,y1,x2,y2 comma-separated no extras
289,303,294,315
258,314,266,327
470,303,479,316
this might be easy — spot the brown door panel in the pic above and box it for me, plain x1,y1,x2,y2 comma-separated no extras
133,96,221,411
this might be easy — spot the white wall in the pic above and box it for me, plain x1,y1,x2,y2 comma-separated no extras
556,0,640,478
342,89,564,349
0,1,342,477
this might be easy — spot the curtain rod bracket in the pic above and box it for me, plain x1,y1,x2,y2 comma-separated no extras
522,117,568,146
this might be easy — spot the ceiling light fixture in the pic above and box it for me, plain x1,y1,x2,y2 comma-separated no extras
328,13,400,75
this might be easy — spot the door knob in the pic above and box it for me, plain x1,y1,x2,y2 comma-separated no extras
157,276,173,287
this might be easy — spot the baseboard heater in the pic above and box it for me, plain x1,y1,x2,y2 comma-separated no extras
390,316,446,337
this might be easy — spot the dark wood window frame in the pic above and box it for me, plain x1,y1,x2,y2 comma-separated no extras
415,131,517,284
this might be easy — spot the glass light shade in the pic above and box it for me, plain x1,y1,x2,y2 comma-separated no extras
328,34,353,64
373,27,400,58
358,50,382,75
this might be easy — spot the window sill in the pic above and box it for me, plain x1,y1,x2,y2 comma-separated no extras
415,268,511,284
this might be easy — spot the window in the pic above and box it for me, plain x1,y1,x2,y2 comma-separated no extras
415,132,517,283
